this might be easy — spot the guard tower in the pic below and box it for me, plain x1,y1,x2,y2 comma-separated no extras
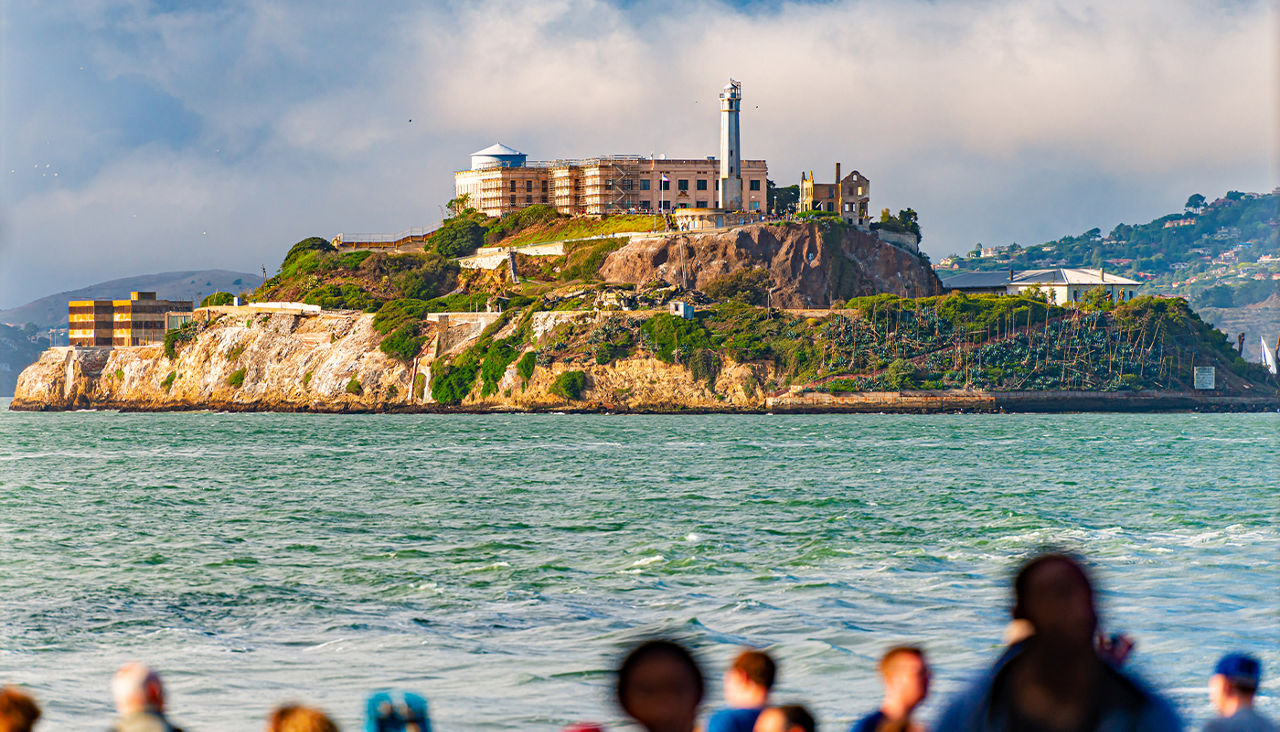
718,79,743,211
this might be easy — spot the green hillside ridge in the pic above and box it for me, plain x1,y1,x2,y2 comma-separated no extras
946,189,1279,308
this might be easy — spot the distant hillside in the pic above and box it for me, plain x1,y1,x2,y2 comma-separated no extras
944,189,1280,304
0,323,45,396
0,269,263,329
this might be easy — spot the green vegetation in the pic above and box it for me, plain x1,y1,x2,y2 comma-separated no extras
432,218,485,258
387,384,398,399
413,373,426,400
226,344,245,361
558,238,626,281
163,321,198,359
113,368,124,381
767,181,799,214
302,370,313,387
228,368,247,387
516,351,536,384
549,370,588,400
948,189,1279,304
302,283,380,311
537,294,1267,395
703,268,770,305
497,214,663,249
160,372,176,391
200,291,235,307
874,208,921,238
346,377,363,395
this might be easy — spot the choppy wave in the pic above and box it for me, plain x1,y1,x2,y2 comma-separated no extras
0,408,1276,729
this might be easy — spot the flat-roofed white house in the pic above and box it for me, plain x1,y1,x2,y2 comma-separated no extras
943,268,1142,305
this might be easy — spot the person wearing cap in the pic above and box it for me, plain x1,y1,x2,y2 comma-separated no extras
365,690,430,732
1207,653,1276,732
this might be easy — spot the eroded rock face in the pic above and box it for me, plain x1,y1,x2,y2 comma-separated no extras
597,222,941,307
11,311,421,412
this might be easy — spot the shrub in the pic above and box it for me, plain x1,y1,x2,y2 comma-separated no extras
517,351,536,383
302,370,313,387
387,384,399,399
703,268,771,305
480,339,521,396
640,313,714,363
163,321,197,359
346,377,363,395
302,283,380,311
228,368,247,387
413,373,426,400
550,370,588,401
226,344,245,361
200,291,235,307
160,372,176,391
281,236,336,273
432,218,485,258
885,358,918,390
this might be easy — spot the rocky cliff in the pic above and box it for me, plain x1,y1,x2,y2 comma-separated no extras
597,222,941,307
9,308,768,413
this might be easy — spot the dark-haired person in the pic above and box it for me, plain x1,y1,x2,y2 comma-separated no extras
0,687,41,732
755,705,816,732
1206,653,1276,732
936,552,1180,731
617,639,705,732
708,650,778,732
849,647,929,732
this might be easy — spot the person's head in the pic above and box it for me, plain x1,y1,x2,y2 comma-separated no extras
364,690,429,732
267,704,339,732
1209,653,1262,715
616,639,705,732
724,650,777,708
878,647,930,714
0,686,41,732
753,705,815,732
111,662,165,716
1012,553,1097,651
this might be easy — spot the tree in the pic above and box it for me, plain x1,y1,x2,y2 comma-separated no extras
432,218,484,258
446,193,475,218
896,208,920,236
1185,193,1206,212
1080,286,1115,311
767,180,798,214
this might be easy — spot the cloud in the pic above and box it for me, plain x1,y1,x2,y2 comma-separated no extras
2,0,1276,307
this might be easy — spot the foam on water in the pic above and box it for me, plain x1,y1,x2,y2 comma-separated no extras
0,405,1276,730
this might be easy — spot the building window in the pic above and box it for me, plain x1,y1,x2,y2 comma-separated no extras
696,200,707,208
541,181,548,192
640,179,651,191
857,186,864,195
661,179,670,191
526,195,533,203
510,180,517,192
638,200,650,210
510,195,516,206
751,201,761,210
525,180,533,192
541,195,548,203
678,202,689,209
697,179,708,191
660,200,671,210
678,179,689,191
749,179,761,191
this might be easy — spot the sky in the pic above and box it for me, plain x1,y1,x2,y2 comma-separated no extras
1,0,1277,308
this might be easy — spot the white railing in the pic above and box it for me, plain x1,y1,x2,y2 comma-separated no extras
334,227,431,245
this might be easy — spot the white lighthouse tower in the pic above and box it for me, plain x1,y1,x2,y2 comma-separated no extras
718,79,743,211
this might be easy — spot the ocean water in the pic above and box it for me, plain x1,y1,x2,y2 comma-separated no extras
0,401,1276,730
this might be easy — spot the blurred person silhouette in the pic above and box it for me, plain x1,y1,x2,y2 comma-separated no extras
267,704,339,732
708,649,778,732
0,686,41,732
849,646,929,732
936,552,1181,731
616,639,705,732
755,705,816,732
1205,653,1276,732
110,663,184,732
364,690,429,732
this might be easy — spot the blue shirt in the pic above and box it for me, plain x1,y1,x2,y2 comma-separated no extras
707,707,765,732
849,710,887,732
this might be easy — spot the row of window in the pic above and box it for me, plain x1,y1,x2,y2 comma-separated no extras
502,178,765,194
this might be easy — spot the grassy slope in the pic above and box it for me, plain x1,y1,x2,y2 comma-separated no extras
496,214,665,248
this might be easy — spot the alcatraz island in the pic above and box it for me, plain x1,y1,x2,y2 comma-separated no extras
11,80,1280,413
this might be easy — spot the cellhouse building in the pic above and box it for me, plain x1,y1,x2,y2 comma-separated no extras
453,79,768,218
